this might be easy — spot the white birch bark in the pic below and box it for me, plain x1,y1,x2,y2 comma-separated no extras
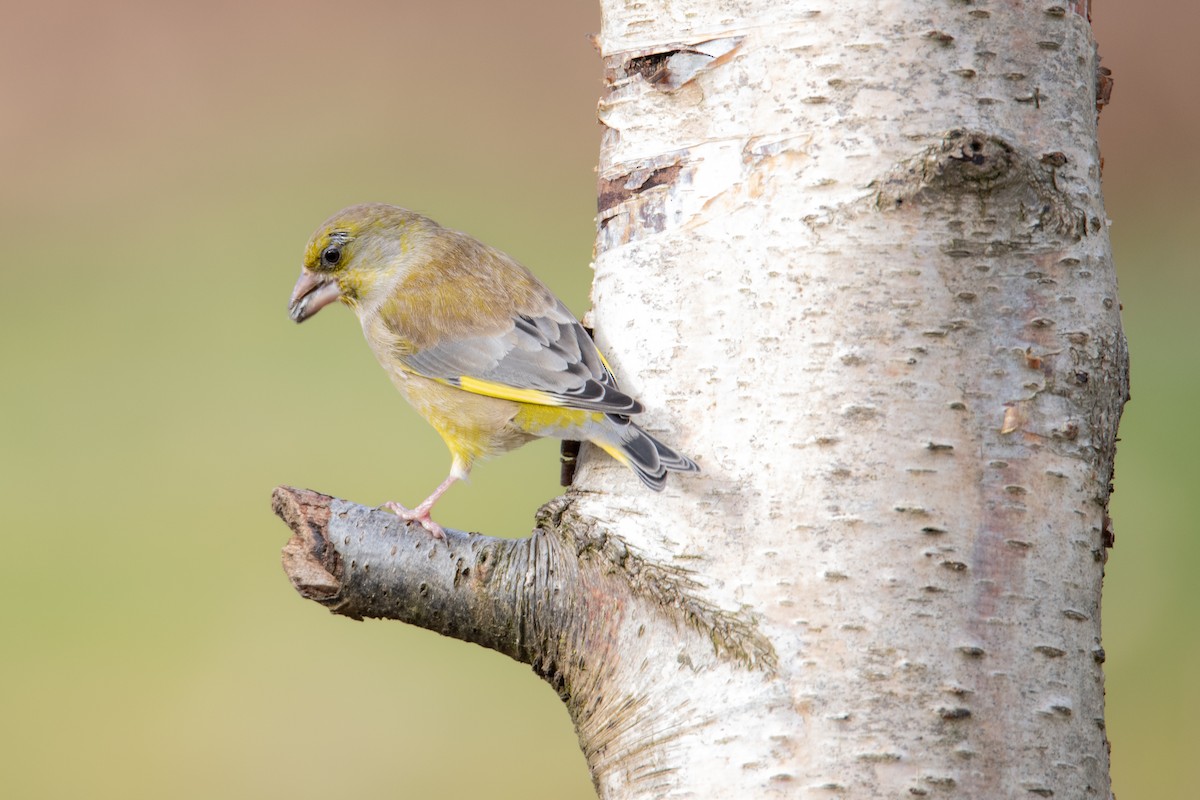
565,1,1122,797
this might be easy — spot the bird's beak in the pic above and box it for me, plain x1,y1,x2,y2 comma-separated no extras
288,271,342,323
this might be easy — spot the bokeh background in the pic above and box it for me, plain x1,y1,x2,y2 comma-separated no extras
1,2,1189,797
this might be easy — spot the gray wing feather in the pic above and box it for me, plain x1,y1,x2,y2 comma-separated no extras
401,300,643,414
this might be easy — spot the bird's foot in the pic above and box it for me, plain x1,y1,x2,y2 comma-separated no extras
383,501,447,540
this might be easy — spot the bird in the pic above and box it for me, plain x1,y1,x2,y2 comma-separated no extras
287,203,699,538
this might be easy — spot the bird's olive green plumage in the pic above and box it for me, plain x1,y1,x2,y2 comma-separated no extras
288,203,698,537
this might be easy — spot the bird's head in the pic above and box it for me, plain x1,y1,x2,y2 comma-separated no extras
288,203,430,323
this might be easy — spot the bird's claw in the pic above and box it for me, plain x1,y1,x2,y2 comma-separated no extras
384,501,447,540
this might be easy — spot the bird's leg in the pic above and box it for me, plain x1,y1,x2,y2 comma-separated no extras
384,472,461,540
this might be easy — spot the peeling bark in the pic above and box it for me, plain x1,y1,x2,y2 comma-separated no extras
578,0,1122,796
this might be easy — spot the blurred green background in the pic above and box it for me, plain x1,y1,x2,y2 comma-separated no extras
0,2,1189,797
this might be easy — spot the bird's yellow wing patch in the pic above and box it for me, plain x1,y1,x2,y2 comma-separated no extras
450,375,566,407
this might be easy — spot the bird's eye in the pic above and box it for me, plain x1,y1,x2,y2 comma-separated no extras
321,245,342,267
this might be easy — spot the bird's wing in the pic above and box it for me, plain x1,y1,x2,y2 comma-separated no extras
398,300,644,414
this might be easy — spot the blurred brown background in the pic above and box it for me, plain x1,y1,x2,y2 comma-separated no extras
0,2,1189,797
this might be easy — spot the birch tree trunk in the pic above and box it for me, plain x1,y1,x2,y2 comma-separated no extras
574,0,1121,796
277,1,1122,797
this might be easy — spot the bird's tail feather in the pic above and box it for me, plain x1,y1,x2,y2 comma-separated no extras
597,417,699,491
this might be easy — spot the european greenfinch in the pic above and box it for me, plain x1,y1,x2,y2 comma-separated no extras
288,203,699,538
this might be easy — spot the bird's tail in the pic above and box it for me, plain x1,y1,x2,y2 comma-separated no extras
596,415,700,491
